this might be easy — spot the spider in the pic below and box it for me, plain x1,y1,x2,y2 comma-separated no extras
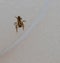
14,16,26,32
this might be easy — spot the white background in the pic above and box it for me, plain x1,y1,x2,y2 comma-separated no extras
0,0,43,52
0,0,60,63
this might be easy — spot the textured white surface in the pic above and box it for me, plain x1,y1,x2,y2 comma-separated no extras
0,0,43,53
0,0,60,63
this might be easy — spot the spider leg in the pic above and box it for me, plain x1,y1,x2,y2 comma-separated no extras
23,20,26,22
15,16,17,19
14,22,18,32
22,23,24,30
16,24,18,32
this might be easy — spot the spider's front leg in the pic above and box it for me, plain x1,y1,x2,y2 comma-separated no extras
15,16,17,19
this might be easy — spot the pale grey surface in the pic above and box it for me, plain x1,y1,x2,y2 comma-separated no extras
0,0,60,63
0,0,43,52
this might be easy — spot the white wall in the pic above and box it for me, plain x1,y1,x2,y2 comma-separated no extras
0,0,60,63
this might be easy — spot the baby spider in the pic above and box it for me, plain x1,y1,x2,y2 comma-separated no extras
14,16,26,32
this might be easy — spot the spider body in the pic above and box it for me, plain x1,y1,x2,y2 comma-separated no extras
14,16,25,32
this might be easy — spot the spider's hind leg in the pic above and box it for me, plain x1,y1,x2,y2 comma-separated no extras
22,23,24,30
14,22,18,32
